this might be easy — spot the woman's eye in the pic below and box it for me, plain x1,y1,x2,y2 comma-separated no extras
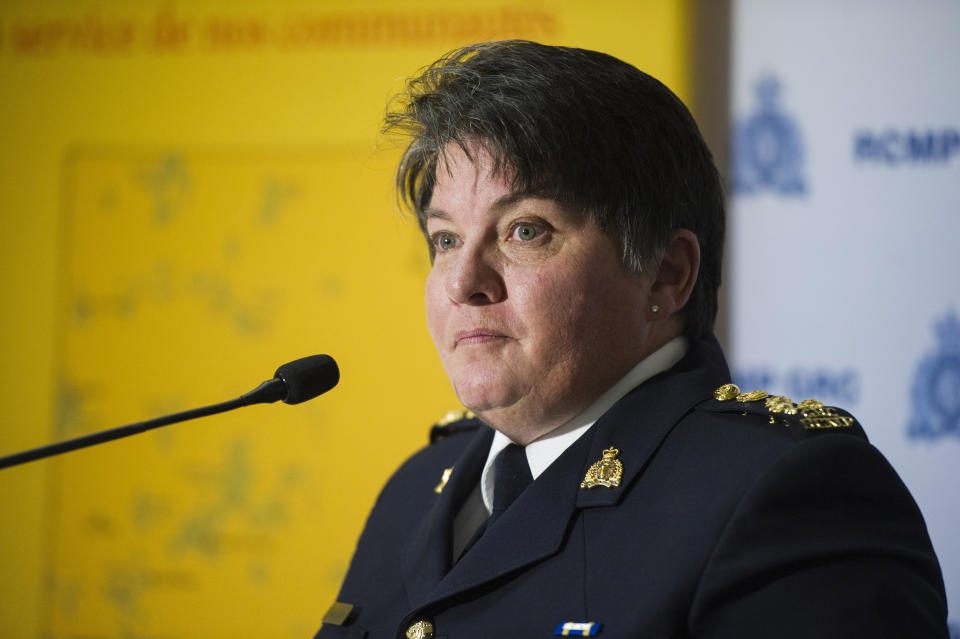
433,232,459,251
511,223,541,241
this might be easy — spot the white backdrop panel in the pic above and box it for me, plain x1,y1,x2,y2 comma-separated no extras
730,0,960,630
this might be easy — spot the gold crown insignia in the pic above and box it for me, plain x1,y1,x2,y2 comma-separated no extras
581,447,623,489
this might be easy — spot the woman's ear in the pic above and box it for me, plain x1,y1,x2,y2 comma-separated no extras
649,229,700,318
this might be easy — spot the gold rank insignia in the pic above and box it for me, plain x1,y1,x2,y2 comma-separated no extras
436,409,475,426
797,398,824,412
765,395,798,415
581,447,623,489
797,400,855,429
434,466,454,494
736,389,769,403
714,383,741,401
709,384,856,430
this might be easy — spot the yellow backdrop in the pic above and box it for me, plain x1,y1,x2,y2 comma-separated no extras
0,1,690,636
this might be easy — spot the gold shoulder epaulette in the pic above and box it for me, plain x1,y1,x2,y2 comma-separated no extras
703,383,860,434
429,409,478,443
436,409,475,427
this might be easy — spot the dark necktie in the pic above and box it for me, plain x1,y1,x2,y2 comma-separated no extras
488,443,533,527
456,443,533,561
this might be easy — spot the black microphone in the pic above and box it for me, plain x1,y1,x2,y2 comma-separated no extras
240,354,341,406
0,354,339,470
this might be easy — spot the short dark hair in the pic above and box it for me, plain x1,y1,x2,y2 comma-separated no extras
384,40,725,339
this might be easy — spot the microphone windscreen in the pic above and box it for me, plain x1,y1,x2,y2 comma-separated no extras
274,354,340,404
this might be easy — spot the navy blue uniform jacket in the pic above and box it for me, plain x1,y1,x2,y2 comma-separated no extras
317,337,948,638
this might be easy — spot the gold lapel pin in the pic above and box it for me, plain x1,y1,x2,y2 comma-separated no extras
434,466,454,494
581,447,623,489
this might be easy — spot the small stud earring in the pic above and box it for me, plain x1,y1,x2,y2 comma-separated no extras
651,305,660,313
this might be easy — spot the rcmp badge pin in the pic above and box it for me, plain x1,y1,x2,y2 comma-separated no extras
581,448,623,489
909,311,960,440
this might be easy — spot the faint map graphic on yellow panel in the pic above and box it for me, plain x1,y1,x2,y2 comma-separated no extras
48,147,448,638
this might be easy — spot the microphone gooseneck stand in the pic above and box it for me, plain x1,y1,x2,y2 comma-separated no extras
0,354,339,470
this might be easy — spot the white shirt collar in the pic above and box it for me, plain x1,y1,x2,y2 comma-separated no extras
479,336,689,512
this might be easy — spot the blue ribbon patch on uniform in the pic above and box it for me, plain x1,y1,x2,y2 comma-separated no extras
553,621,602,636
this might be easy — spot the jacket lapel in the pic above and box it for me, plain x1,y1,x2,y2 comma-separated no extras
427,427,595,601
578,336,730,509
400,426,493,607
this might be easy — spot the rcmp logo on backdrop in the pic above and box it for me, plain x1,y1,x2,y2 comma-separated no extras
854,127,960,165
909,310,960,441
733,76,807,196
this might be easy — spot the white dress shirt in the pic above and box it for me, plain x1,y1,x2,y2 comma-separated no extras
452,336,689,559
